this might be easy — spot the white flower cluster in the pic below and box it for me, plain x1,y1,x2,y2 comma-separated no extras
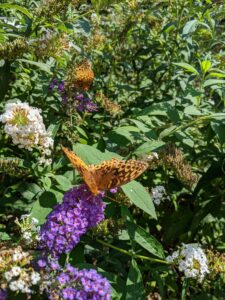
15,214,40,245
145,152,159,161
11,247,30,262
0,101,53,165
1,247,41,294
151,185,170,205
166,244,209,282
4,267,40,294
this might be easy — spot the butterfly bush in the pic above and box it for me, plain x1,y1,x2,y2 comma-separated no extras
49,78,98,112
167,244,209,282
0,101,53,165
38,185,106,258
37,259,112,300
74,94,98,112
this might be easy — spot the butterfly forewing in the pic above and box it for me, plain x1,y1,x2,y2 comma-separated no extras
61,146,99,195
93,158,149,190
61,146,88,174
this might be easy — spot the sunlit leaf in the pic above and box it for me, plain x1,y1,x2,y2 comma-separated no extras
122,181,156,219
173,62,199,75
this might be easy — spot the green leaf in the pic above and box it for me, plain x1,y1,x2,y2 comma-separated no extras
0,3,33,19
47,122,61,138
129,119,150,133
135,101,176,117
51,175,73,191
107,126,142,146
208,72,225,78
173,62,199,75
31,191,57,225
163,21,176,33
203,79,225,87
126,259,146,300
182,20,198,35
41,176,52,190
127,222,165,258
211,121,225,144
91,0,120,11
201,60,211,74
76,126,88,139
184,105,202,116
133,141,165,155
0,231,11,241
159,125,177,139
73,143,121,165
19,183,42,201
17,59,53,74
122,181,156,219
192,293,219,300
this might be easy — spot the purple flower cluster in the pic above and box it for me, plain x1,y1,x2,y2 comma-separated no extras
38,185,106,258
75,94,98,113
49,78,98,112
38,261,112,300
49,78,68,103
0,290,7,300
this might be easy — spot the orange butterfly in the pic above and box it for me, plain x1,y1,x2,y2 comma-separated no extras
62,146,148,195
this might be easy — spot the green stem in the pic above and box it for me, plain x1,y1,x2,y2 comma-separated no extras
162,113,224,138
66,253,70,264
69,9,95,22
181,278,189,300
96,239,168,265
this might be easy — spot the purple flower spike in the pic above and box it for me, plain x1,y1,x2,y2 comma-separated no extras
74,93,98,113
38,185,106,258
62,93,68,104
76,94,85,101
58,81,65,93
37,258,47,268
62,287,77,300
49,78,58,91
45,262,112,300
57,273,70,284
0,290,7,300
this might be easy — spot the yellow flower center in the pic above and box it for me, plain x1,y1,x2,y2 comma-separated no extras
9,108,29,126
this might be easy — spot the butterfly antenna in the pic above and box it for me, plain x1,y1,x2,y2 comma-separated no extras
104,195,121,204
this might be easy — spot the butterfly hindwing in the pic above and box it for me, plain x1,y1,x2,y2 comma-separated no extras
93,158,148,190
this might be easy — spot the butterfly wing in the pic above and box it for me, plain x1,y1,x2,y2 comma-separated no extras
93,158,148,190
61,145,88,174
61,146,99,195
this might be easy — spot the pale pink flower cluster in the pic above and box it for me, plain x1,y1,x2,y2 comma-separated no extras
0,101,53,165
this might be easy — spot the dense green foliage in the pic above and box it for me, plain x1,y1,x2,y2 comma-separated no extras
0,0,225,299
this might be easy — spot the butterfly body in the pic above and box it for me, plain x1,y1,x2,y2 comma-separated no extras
62,146,148,195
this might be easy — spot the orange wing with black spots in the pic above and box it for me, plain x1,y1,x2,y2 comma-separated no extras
93,158,149,190
62,146,148,195
62,146,99,195
61,145,88,173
